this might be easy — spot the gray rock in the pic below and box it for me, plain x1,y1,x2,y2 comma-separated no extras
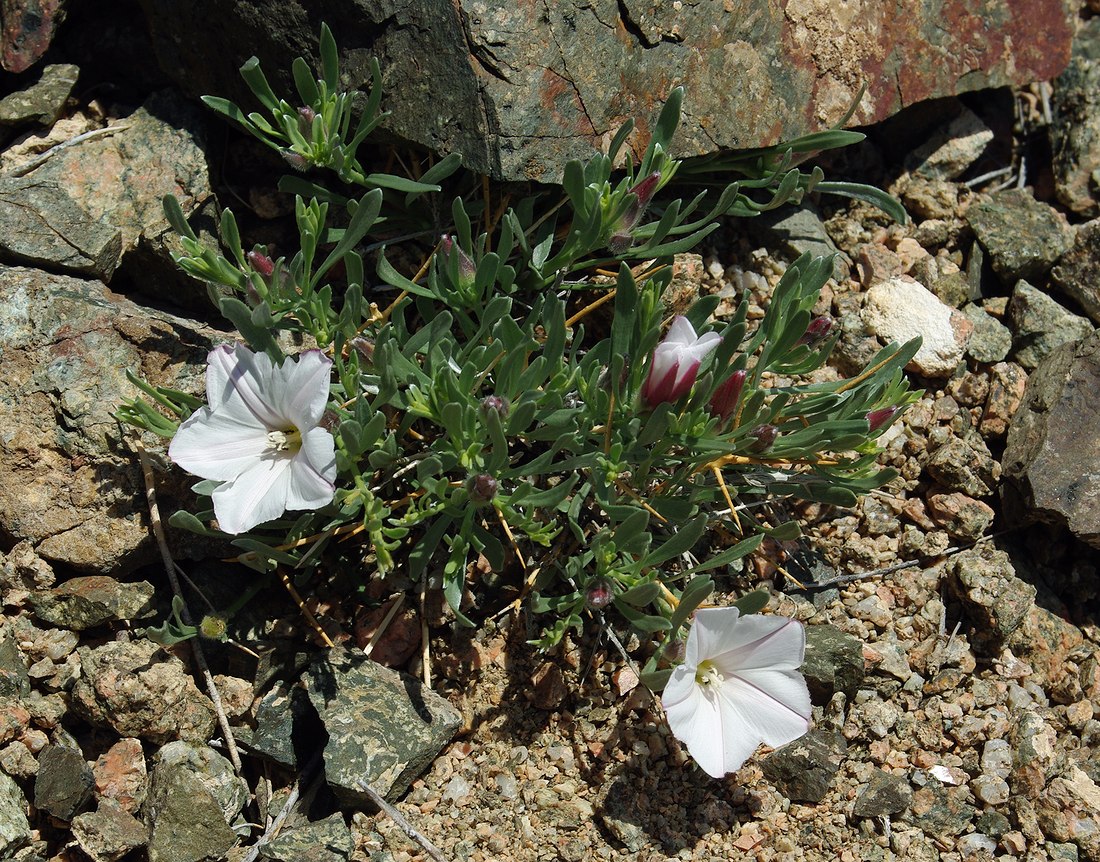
152,742,248,825
1052,217,1100,324
948,547,1035,648
930,271,974,309
962,303,1012,363
862,276,969,377
1009,280,1096,370
761,729,846,803
0,770,31,857
925,432,1001,498
1033,766,1100,860
908,106,993,180
967,189,1075,285
852,769,913,817
136,0,1074,182
0,542,55,606
260,813,354,862
975,809,1012,839
909,779,976,837
0,627,30,700
33,745,94,821
145,745,239,862
746,206,848,281
0,64,80,127
802,624,865,702
28,576,155,630
1053,17,1100,217
303,647,462,804
238,683,310,767
72,639,217,744
1002,329,1100,547
0,177,123,279
70,799,147,862
0,265,220,574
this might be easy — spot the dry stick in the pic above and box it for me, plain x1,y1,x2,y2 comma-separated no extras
135,441,243,772
6,124,132,177
240,752,324,862
357,779,449,862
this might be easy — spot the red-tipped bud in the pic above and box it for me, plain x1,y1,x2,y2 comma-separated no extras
866,406,899,433
441,234,476,288
298,106,317,136
710,369,747,424
350,337,375,365
247,250,275,278
641,317,722,408
467,474,498,507
749,423,778,452
281,149,309,171
798,315,834,347
609,171,662,255
585,580,613,610
480,395,510,419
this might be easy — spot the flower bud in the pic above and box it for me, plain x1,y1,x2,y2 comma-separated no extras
749,423,778,453
281,148,309,171
441,234,477,291
866,406,899,433
585,580,613,610
247,250,276,278
641,317,722,408
467,473,499,507
798,315,834,347
663,638,686,663
710,369,747,424
350,337,375,365
199,615,228,641
298,105,317,136
479,394,510,419
608,171,662,254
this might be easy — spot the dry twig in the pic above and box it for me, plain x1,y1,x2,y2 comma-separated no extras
357,778,449,862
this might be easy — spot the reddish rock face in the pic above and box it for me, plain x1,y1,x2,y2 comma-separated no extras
137,0,1077,181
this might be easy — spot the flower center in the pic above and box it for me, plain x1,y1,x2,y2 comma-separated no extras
695,659,724,687
265,427,303,455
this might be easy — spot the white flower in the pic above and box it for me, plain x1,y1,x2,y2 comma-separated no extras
169,344,337,534
662,606,811,778
641,316,722,407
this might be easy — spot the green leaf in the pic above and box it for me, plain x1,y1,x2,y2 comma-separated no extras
617,601,672,632
732,589,771,615
292,56,320,106
319,22,340,89
669,575,714,631
641,515,706,569
680,533,764,576
639,667,673,692
619,580,661,607
652,86,684,149
238,57,280,112
377,251,438,298
815,181,909,224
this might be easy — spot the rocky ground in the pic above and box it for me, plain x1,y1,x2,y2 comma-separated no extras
4,5,1100,862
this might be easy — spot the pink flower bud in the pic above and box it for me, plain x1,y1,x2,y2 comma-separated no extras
586,580,613,610
298,105,317,136
247,250,275,278
710,369,747,424
641,317,722,408
467,474,498,507
749,423,778,452
480,395,510,419
798,315,834,347
441,234,476,289
608,171,662,254
281,149,309,171
866,406,899,432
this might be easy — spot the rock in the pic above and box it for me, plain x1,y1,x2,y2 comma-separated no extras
0,63,79,127
1035,768,1100,862
0,770,31,857
1008,603,1085,690
136,0,1075,182
260,813,354,862
238,683,310,767
22,90,216,308
0,177,124,279
967,189,1075,285
925,432,1001,498
801,624,865,702
909,779,976,837
761,729,846,803
28,576,155,630
1052,218,1100,324
0,627,30,700
1009,280,1097,370
0,741,38,780
1010,710,1058,799
529,660,568,710
907,106,993,180
92,738,147,813
852,769,913,817
152,742,248,825
71,639,217,744
930,271,974,309
1052,17,1100,216
303,647,462,804
145,744,239,862
0,541,55,606
747,206,848,281
980,361,1028,438
962,303,1013,363
0,265,219,573
862,276,969,377
70,799,147,862
926,492,995,540
33,744,94,821
1002,329,1100,547
0,0,64,73
971,774,1011,806
948,547,1036,648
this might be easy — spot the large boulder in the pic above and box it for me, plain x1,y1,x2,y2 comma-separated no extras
135,0,1077,182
